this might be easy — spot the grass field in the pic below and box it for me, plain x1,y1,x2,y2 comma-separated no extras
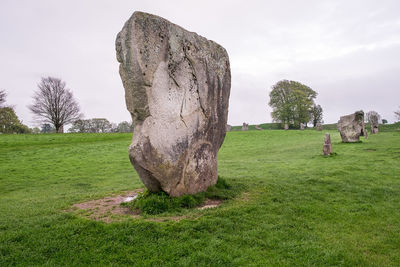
1,129,400,266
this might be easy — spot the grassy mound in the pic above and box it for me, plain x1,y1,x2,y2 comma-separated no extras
124,177,238,215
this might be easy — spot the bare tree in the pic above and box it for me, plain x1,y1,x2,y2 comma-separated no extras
29,77,82,133
0,89,6,107
395,107,400,121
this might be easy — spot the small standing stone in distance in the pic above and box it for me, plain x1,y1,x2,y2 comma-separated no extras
323,133,332,155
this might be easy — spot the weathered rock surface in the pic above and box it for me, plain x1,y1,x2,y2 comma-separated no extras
323,133,332,155
316,123,323,131
116,11,231,196
371,124,379,134
337,111,365,142
242,123,249,131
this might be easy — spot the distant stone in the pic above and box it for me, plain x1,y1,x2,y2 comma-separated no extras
337,111,365,142
300,123,305,130
371,125,379,134
368,112,380,134
323,133,332,155
116,11,231,196
284,123,289,130
316,123,323,131
255,125,262,130
226,124,232,132
365,129,369,139
242,123,249,131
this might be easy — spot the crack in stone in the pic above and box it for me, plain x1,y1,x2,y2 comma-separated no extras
182,43,207,119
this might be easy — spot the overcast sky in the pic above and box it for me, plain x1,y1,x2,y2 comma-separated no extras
1,0,400,128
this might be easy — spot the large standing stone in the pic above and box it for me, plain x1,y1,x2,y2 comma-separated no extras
116,12,231,196
323,133,332,155
337,111,365,142
242,123,249,131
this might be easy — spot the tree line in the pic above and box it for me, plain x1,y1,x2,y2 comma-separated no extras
0,77,133,134
268,80,394,129
1,77,399,134
0,90,31,133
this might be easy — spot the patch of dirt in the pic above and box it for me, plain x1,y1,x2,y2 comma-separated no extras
240,192,251,202
71,189,143,223
197,199,223,210
71,191,226,223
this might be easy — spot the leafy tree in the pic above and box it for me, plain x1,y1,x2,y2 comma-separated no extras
110,122,118,133
0,89,6,107
29,77,82,133
269,80,317,128
68,118,113,133
309,104,323,127
117,121,134,133
69,119,88,133
32,127,41,134
381,119,388,124
395,107,400,121
90,118,112,133
69,119,89,133
0,107,31,134
41,123,55,133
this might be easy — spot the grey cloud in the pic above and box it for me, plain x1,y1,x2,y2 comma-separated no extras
1,0,399,127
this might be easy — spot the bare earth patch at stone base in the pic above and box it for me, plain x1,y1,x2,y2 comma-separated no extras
197,199,223,210
70,190,225,223
71,189,143,223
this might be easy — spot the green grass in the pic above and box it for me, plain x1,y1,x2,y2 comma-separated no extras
380,122,400,132
1,130,400,265
125,177,239,215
